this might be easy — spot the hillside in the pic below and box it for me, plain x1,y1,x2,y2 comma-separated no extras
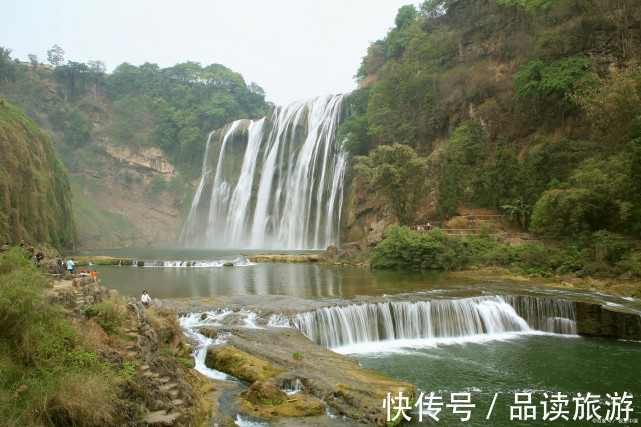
342,0,641,243
0,100,75,251
0,52,270,249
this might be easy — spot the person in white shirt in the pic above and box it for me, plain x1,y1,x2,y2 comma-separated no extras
67,258,75,275
141,290,151,307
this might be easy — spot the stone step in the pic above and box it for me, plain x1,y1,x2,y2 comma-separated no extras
156,376,170,384
169,389,180,399
171,399,184,406
158,383,177,392
145,410,181,425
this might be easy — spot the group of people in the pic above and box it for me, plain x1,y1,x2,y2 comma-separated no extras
62,258,98,281
62,259,152,307
7,244,154,308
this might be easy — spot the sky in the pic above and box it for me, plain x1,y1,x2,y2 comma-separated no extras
1,0,417,106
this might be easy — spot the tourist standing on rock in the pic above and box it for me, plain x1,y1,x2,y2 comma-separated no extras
67,258,74,275
91,269,98,282
141,290,151,307
35,249,44,263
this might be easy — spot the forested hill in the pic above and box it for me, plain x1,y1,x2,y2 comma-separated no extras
0,50,270,249
345,0,641,241
0,100,75,250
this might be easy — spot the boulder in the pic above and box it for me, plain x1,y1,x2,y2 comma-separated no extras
205,346,287,383
242,381,287,406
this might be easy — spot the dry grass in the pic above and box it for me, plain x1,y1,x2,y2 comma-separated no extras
146,306,183,349
445,216,469,228
78,317,112,350
46,373,116,425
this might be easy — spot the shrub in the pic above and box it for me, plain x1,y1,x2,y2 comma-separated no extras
84,294,128,336
146,306,182,349
372,226,466,270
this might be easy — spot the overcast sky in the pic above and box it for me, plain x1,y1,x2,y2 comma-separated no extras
1,0,417,106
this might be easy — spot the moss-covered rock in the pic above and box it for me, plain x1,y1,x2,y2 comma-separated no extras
240,381,325,418
0,100,75,251
242,381,286,406
204,346,287,383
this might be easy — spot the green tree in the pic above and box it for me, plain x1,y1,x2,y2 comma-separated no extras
27,54,38,69
501,199,531,229
436,121,487,216
530,148,639,238
571,62,641,145
46,44,65,67
513,57,597,103
355,143,430,225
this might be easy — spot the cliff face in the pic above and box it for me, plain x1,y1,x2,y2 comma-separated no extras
340,0,641,241
0,99,75,250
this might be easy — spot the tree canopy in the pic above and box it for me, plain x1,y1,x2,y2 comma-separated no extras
355,143,430,226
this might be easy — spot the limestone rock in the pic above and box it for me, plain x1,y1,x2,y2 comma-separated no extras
205,346,287,383
243,381,287,406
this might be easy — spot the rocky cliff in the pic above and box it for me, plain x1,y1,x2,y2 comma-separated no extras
0,99,75,250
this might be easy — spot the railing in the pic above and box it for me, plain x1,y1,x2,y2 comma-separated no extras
409,225,533,241
462,215,505,221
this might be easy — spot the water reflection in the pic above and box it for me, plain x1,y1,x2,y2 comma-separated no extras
95,263,460,299
92,263,641,315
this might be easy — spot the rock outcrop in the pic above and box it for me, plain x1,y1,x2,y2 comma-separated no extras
44,275,211,425
202,325,416,426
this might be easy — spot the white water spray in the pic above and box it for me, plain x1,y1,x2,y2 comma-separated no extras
179,95,348,249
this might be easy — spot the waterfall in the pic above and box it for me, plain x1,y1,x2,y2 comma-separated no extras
504,295,577,335
179,95,348,249
293,296,577,349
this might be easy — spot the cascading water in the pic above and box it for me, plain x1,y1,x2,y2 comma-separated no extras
504,295,577,334
179,95,348,249
293,296,577,349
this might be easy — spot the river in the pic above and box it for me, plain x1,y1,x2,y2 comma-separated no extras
75,249,641,424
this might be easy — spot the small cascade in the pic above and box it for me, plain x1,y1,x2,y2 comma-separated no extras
179,95,349,250
137,257,254,268
294,296,580,349
505,295,577,334
293,296,535,349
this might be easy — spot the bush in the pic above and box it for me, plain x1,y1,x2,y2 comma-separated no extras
145,306,182,349
514,243,564,276
84,294,128,336
372,226,466,270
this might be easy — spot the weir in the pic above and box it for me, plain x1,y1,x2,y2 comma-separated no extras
293,295,578,349
179,95,348,250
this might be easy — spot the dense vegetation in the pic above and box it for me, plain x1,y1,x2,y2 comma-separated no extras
0,248,118,424
348,0,641,279
0,47,269,179
371,226,641,294
0,100,75,250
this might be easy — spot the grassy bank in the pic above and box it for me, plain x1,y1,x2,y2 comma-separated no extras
0,247,208,424
0,248,120,424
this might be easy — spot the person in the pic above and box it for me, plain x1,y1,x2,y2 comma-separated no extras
67,258,75,275
141,290,151,307
36,249,44,262
91,269,98,282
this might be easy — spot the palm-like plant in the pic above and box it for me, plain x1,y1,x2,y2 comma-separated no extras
501,199,531,230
